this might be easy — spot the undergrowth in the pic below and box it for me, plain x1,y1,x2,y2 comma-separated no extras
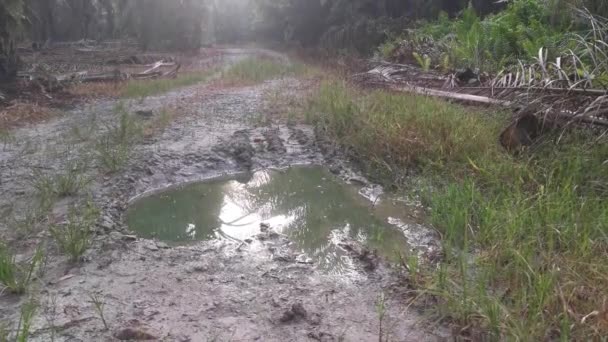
381,0,577,73
0,244,43,295
305,80,608,340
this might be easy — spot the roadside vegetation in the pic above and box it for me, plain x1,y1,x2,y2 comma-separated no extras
380,0,608,87
304,80,608,340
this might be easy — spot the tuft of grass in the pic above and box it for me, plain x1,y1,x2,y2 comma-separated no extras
15,299,37,342
306,80,504,187
33,160,90,200
89,292,109,330
0,322,8,342
0,129,14,150
221,57,315,84
50,202,99,262
304,80,608,340
94,105,141,173
94,137,132,173
122,71,214,99
10,207,48,240
0,245,43,295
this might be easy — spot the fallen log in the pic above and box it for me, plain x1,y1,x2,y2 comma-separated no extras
387,83,608,128
462,86,608,96
388,83,513,106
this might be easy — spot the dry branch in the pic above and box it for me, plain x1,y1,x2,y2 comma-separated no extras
388,83,513,106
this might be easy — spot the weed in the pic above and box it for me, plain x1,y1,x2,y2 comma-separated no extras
94,105,141,173
11,207,48,240
31,169,56,208
0,245,43,295
31,157,90,201
43,294,58,342
50,202,99,262
123,71,214,99
412,52,431,71
15,299,37,342
306,80,504,187
375,292,387,342
89,292,109,330
0,322,8,342
0,129,14,150
94,137,131,173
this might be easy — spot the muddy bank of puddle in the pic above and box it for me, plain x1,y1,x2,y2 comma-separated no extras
126,166,437,274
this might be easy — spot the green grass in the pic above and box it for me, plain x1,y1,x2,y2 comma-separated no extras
50,203,99,262
305,80,608,340
31,159,90,200
15,299,37,342
94,105,142,173
221,57,316,84
122,70,214,99
0,322,8,342
307,80,504,187
0,244,43,295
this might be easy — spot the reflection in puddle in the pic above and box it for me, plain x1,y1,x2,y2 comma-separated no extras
126,166,415,274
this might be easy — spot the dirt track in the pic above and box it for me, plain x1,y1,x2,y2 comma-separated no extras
0,49,446,341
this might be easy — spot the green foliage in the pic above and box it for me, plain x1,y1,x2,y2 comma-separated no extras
412,52,431,71
50,202,99,262
306,80,503,186
390,0,572,72
0,244,43,295
305,80,608,339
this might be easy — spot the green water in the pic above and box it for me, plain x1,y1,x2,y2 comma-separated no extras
126,166,410,273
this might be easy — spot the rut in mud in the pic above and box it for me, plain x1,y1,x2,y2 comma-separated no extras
0,49,444,341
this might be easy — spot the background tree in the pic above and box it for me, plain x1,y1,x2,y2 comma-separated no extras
0,0,24,82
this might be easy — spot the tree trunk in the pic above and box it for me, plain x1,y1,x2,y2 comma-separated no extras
0,40,19,82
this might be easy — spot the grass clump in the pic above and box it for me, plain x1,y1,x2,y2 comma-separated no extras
305,80,608,340
0,244,43,295
15,299,37,342
123,71,213,99
50,202,99,262
221,57,314,84
307,80,504,186
32,158,90,200
94,105,142,173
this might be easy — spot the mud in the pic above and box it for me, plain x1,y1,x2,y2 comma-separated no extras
0,48,446,341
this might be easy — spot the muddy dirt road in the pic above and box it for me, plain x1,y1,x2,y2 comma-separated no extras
0,49,445,341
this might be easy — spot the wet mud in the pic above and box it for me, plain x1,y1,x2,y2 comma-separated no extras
0,49,446,341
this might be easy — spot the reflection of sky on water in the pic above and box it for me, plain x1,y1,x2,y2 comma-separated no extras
127,167,412,275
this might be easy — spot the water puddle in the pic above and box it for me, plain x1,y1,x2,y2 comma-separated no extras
126,166,428,273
